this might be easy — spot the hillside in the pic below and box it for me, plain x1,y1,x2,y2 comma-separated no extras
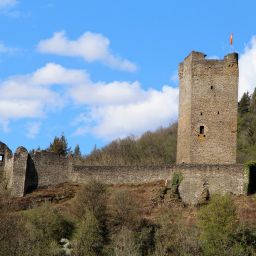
1,181,256,255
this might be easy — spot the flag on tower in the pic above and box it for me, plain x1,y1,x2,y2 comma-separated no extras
230,33,233,45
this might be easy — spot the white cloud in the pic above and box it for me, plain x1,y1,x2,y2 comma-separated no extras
0,63,87,127
0,0,17,8
26,122,41,139
71,81,147,106
31,62,89,85
239,36,256,98
73,85,179,140
37,31,137,72
0,62,178,140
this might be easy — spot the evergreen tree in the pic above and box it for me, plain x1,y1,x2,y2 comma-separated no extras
250,88,256,114
48,133,71,156
238,92,251,115
73,144,82,158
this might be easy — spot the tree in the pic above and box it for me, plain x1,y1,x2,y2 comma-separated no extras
73,144,82,158
48,133,71,156
250,88,256,114
238,92,251,115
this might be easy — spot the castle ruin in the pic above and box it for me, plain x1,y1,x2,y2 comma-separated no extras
0,51,250,204
177,51,238,164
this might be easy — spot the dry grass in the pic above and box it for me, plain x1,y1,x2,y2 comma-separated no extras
2,182,256,228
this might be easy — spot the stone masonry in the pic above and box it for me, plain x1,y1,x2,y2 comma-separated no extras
177,51,238,164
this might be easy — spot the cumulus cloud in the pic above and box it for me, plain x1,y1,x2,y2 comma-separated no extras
71,81,147,106
73,85,179,140
0,0,17,8
239,36,256,98
37,31,137,72
0,63,87,130
0,62,178,140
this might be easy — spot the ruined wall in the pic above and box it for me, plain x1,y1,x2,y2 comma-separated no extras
70,165,171,184
26,151,71,190
11,147,28,197
0,142,13,180
174,164,245,204
177,52,238,164
70,164,245,205
5,150,246,204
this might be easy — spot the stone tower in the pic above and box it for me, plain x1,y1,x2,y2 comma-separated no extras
176,51,239,164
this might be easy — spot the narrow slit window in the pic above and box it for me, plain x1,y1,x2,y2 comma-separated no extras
0,155,3,162
217,111,219,115
210,85,213,90
200,112,203,116
200,126,204,134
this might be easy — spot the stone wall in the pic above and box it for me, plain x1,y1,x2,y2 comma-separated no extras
27,151,71,190
176,53,193,163
70,164,245,205
177,52,238,164
11,147,28,197
1,147,246,204
173,164,245,204
0,142,13,180
70,165,171,184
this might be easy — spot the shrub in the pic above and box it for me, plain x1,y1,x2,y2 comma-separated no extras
170,171,183,197
110,189,141,230
72,180,107,222
73,210,104,256
198,194,238,256
112,227,140,256
25,203,73,242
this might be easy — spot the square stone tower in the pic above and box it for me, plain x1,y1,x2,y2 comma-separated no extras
176,51,239,164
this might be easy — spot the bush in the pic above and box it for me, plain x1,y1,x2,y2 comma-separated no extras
112,227,140,256
110,189,141,230
72,180,107,221
73,210,104,256
0,212,60,256
198,194,238,256
25,203,73,242
170,172,183,197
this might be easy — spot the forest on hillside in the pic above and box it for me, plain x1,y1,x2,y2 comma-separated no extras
67,88,256,165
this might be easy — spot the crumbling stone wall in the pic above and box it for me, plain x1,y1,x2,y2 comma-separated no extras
71,165,171,184
0,145,246,203
173,164,245,205
70,164,245,205
177,52,238,164
0,142,13,179
28,151,71,189
11,147,28,197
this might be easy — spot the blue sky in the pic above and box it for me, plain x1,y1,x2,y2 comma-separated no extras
0,0,256,154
